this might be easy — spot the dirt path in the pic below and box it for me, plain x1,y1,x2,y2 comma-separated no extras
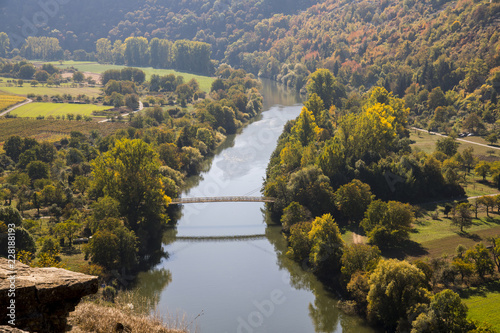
98,101,144,123
352,232,366,244
0,98,32,117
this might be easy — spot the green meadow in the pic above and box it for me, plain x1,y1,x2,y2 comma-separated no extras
11,102,112,117
38,61,215,92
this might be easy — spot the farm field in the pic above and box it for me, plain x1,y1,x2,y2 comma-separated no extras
0,77,102,98
0,94,25,110
10,102,112,118
38,61,215,92
0,118,128,146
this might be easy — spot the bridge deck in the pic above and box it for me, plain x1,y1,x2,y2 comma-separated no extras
170,196,275,204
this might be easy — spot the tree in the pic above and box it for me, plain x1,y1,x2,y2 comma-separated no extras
85,229,119,269
19,64,36,79
0,32,10,57
367,259,430,330
0,227,36,256
90,139,170,253
462,113,484,133
308,213,345,275
27,160,49,180
491,237,500,272
475,161,490,181
465,243,495,279
73,71,85,83
411,289,470,333
4,135,24,163
334,179,372,223
281,201,311,232
306,68,346,109
361,200,414,246
341,244,381,281
287,222,313,264
477,196,496,217
451,202,473,232
0,206,23,227
30,80,39,87
486,133,498,145
292,107,319,146
124,93,139,110
35,70,49,82
73,175,90,194
436,137,459,156
54,219,82,247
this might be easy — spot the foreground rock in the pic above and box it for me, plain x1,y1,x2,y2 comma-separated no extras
0,258,98,332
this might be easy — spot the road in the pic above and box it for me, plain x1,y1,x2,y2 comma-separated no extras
412,127,500,151
0,98,32,117
99,101,143,123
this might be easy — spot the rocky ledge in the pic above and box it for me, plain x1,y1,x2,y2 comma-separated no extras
0,258,98,332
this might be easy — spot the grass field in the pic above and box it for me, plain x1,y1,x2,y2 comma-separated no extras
0,94,25,110
410,129,499,158
461,280,500,332
11,102,112,117
38,61,215,92
0,118,128,144
0,76,103,98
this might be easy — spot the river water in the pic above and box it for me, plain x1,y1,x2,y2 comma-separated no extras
133,80,376,333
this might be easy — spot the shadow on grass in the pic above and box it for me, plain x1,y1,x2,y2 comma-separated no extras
460,280,500,299
456,231,482,242
61,246,81,255
380,239,429,260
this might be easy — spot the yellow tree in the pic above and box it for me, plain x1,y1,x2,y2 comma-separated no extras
292,107,320,146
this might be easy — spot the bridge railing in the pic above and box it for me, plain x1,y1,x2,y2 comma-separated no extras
170,196,276,204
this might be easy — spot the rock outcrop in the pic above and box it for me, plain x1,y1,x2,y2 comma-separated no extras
0,258,98,333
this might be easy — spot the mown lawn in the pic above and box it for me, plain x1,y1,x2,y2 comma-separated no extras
461,280,500,332
11,102,112,117
39,61,215,93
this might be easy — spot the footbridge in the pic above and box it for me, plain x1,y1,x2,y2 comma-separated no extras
170,196,276,204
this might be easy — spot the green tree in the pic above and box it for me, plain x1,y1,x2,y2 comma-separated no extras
0,32,10,57
308,213,345,274
0,206,23,227
35,70,49,82
85,229,119,270
341,244,381,281
361,200,414,246
19,64,36,79
54,219,82,247
91,139,170,253
436,137,459,156
451,202,473,232
287,222,313,264
411,289,470,333
306,68,346,109
486,133,498,145
334,179,373,223
73,71,85,82
465,243,495,279
73,175,90,194
491,237,500,272
27,160,49,180
367,259,430,329
281,201,311,232
4,135,24,163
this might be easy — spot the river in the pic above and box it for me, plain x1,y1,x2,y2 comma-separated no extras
133,79,376,333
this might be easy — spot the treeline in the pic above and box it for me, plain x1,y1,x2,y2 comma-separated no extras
0,34,215,76
0,0,317,58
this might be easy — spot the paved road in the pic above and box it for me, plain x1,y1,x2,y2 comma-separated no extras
0,98,32,117
99,101,143,123
412,127,500,151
